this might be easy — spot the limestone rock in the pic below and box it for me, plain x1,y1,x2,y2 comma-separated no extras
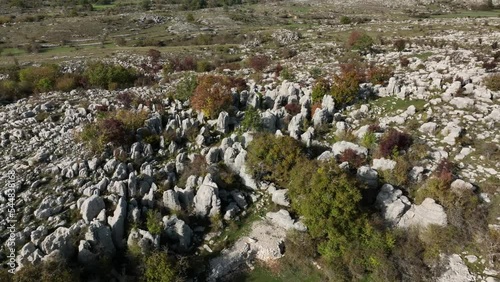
398,198,447,229
80,195,105,223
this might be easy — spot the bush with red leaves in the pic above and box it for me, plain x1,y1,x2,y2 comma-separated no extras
367,65,393,85
229,77,248,93
378,128,413,158
116,92,136,108
346,30,374,52
311,102,322,116
247,55,270,72
167,56,197,72
433,159,455,185
339,148,366,168
367,124,382,133
99,118,130,146
393,39,406,51
285,103,301,115
190,75,233,118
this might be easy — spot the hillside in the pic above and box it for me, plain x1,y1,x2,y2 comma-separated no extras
0,0,499,281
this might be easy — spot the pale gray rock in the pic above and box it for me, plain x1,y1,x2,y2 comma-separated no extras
80,195,105,223
217,111,230,134
34,196,62,219
224,202,241,220
85,221,116,257
108,196,127,249
261,110,277,132
317,151,335,161
163,190,182,211
164,216,193,251
450,179,476,192
77,240,97,266
144,113,162,134
419,122,438,135
193,174,220,217
450,97,474,109
128,171,138,198
321,95,335,114
438,254,475,282
112,163,128,180
442,122,463,145
207,220,287,282
357,166,378,188
312,108,329,127
230,190,247,210
372,158,397,171
409,166,425,183
398,198,447,229
206,147,223,165
331,141,368,157
300,127,314,147
266,209,306,231
376,184,411,224
103,158,119,175
17,242,43,268
270,189,290,207
40,227,75,259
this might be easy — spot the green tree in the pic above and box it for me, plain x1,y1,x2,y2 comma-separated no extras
288,159,395,279
84,62,136,90
246,133,304,186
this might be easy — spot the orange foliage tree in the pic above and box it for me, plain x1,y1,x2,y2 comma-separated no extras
190,75,234,118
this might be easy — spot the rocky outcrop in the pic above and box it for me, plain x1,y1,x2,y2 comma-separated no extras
397,198,447,229
193,174,221,217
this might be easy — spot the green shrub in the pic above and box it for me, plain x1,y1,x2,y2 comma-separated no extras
55,74,80,92
280,67,295,80
346,30,374,52
380,156,410,186
146,210,163,235
186,12,195,22
144,251,177,282
288,159,394,279
240,106,262,132
19,64,59,93
173,74,198,102
340,16,352,24
84,62,137,90
13,258,78,282
309,67,322,79
311,78,330,103
361,131,377,148
246,133,304,186
196,60,214,72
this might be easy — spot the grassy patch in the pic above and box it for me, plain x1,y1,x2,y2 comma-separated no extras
413,52,434,61
239,262,323,282
370,96,427,114
1,48,26,56
92,4,116,10
432,9,500,18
